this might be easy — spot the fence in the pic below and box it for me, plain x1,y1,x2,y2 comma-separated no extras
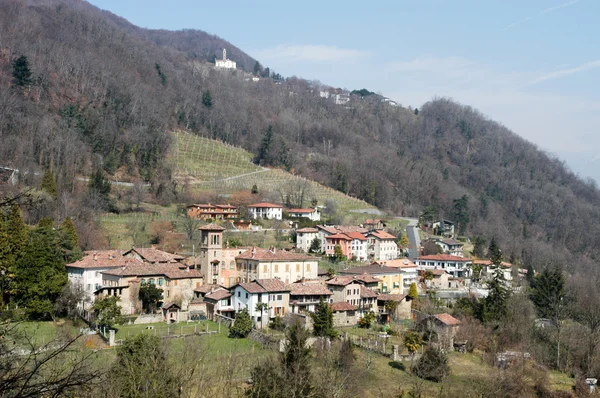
99,322,220,347
347,333,421,362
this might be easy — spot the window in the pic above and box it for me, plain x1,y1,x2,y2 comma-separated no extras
246,292,249,299
141,278,146,285
277,294,282,301
347,289,351,296
158,278,164,286
285,264,289,272
212,234,220,245
263,264,267,273
296,264,300,272
149,278,155,285
230,260,235,270
174,280,178,286
238,291,241,297
275,264,279,272
166,280,171,287
306,263,311,271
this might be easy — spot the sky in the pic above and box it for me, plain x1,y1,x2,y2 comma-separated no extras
89,0,600,184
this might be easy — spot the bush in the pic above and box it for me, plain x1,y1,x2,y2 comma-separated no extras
412,348,449,382
357,311,376,329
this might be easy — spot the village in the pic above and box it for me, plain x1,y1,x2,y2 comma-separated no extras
66,200,531,358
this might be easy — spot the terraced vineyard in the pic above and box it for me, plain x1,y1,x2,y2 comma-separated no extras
169,131,376,212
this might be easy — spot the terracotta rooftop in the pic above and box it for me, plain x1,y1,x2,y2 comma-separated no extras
102,263,202,279
377,293,407,302
236,247,313,261
341,264,401,275
67,250,132,269
187,203,237,209
330,302,358,311
345,231,367,241
334,225,369,234
360,286,378,298
256,279,291,292
434,313,461,326
418,254,472,262
289,282,332,296
194,284,225,294
368,230,397,240
205,290,232,301
428,269,449,276
199,223,226,231
326,274,380,286
248,202,283,208
124,247,184,263
288,208,316,213
326,233,352,241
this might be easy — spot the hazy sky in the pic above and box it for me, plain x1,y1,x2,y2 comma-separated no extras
89,0,600,183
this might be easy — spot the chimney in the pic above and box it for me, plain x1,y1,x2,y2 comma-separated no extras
93,253,98,261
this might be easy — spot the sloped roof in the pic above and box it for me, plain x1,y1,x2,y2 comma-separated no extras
326,274,380,286
330,302,357,311
418,254,471,262
437,238,463,246
194,284,225,294
102,263,202,279
434,313,461,326
248,202,283,208
205,290,232,301
341,264,401,275
377,294,407,302
125,247,184,263
236,247,313,261
325,233,352,241
346,231,367,241
428,269,450,276
237,282,266,294
256,279,291,292
360,286,378,298
369,230,397,240
199,223,226,231
296,227,319,233
288,208,316,213
67,250,131,269
289,282,332,296
377,259,417,269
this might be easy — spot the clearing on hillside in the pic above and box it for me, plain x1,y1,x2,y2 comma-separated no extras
169,131,376,212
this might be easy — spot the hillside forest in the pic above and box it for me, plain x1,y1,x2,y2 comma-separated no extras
0,0,600,278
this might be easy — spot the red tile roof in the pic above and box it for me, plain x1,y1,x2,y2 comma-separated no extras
377,294,407,302
289,282,333,296
345,231,367,241
428,269,449,276
369,230,397,240
199,223,226,231
237,282,267,294
256,279,291,292
325,233,352,241
418,254,472,262
236,247,313,261
125,247,184,263
248,202,283,208
434,313,461,326
288,208,316,213
67,250,132,269
330,302,358,311
194,284,225,294
205,290,232,301
102,263,202,279
360,286,378,298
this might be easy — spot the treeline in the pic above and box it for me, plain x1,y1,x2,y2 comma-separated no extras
1,0,600,274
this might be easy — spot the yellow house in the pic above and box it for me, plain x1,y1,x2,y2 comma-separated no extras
339,263,403,294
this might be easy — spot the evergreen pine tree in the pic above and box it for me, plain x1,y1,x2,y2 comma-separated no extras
254,125,273,165
311,298,336,338
229,308,253,338
60,217,82,263
12,55,32,87
13,223,68,319
40,169,58,199
202,90,212,109
482,267,510,324
488,237,502,265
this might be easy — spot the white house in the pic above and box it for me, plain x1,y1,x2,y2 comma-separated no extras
215,48,236,70
288,208,320,221
366,230,399,261
434,238,464,257
66,250,141,309
296,227,320,252
416,254,473,279
346,231,368,262
231,279,291,326
377,259,419,292
333,93,350,105
247,202,283,220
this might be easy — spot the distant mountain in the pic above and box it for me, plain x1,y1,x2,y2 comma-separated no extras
1,0,599,273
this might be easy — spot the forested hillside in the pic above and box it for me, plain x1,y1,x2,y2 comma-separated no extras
1,0,600,272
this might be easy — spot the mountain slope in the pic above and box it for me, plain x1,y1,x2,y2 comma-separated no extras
1,0,599,273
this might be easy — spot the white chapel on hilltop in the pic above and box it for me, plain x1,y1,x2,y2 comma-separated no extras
215,48,236,70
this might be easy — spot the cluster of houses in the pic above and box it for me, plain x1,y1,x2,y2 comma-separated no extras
186,202,320,223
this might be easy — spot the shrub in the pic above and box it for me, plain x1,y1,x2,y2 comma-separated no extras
230,308,253,338
412,348,449,382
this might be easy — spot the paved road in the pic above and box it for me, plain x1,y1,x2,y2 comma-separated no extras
406,224,421,260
